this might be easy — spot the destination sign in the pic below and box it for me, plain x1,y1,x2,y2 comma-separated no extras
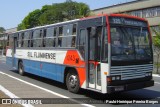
109,17,148,27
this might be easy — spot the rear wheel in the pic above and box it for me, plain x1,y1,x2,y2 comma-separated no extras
66,70,80,93
18,61,25,76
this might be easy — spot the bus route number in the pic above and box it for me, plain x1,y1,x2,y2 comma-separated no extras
67,55,76,62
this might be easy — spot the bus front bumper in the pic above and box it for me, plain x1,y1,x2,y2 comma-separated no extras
107,80,154,94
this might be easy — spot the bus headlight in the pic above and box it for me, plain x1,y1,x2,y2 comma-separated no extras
115,76,121,80
107,75,121,82
112,77,116,81
146,72,152,77
148,73,152,76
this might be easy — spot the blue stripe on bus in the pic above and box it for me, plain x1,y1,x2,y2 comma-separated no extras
14,58,19,69
6,57,65,83
23,59,65,83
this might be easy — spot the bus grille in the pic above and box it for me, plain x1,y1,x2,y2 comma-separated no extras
110,64,153,80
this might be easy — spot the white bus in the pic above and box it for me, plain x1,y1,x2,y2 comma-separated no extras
6,14,154,94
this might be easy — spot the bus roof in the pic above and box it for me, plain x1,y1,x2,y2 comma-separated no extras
109,14,147,22
10,13,147,34
80,13,147,22
11,19,79,34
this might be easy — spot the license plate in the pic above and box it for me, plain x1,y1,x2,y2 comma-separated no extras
115,86,124,91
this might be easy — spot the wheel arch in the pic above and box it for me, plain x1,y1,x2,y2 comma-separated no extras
64,67,79,84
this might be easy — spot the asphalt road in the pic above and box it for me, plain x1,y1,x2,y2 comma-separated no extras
0,57,160,107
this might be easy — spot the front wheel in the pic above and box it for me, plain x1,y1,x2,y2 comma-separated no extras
66,70,80,93
18,61,25,76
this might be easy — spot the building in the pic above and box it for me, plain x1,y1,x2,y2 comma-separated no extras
0,27,17,52
5,27,17,34
0,27,17,41
93,0,160,36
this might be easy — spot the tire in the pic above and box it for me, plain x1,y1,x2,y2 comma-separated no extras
18,61,25,76
66,70,80,93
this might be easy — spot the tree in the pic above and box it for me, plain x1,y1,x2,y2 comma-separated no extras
0,27,5,33
18,9,41,30
17,1,90,30
152,25,160,74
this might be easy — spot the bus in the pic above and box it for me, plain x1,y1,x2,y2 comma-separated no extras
6,14,154,94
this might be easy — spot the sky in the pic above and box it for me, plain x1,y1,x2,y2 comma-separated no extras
0,0,135,29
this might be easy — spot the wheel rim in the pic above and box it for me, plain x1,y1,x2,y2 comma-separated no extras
69,75,77,88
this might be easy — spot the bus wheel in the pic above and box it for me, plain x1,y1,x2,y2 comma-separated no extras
19,61,25,76
66,70,80,93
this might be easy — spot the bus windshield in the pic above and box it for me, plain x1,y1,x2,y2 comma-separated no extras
111,26,152,62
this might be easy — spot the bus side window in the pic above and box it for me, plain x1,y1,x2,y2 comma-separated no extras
72,24,77,35
30,31,34,47
69,24,76,47
79,29,86,59
45,27,56,47
42,29,47,47
23,31,30,48
18,33,24,48
62,24,77,48
21,33,24,47
61,25,67,47
33,29,42,47
58,26,63,47
17,33,21,47
53,27,57,47
71,36,76,47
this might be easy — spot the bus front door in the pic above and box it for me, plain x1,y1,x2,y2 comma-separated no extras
86,27,102,91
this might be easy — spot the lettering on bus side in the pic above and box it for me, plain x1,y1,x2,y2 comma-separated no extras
66,55,80,64
67,55,76,61
27,52,56,60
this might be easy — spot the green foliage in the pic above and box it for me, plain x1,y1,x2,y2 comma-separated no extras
152,25,160,48
18,1,90,30
0,27,5,33
18,9,41,30
152,25,160,74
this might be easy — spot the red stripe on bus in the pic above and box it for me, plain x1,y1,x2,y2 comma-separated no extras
106,16,111,43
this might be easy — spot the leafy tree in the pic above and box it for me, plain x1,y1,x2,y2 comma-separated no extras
0,27,5,33
152,25,160,74
18,9,41,30
17,1,90,30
